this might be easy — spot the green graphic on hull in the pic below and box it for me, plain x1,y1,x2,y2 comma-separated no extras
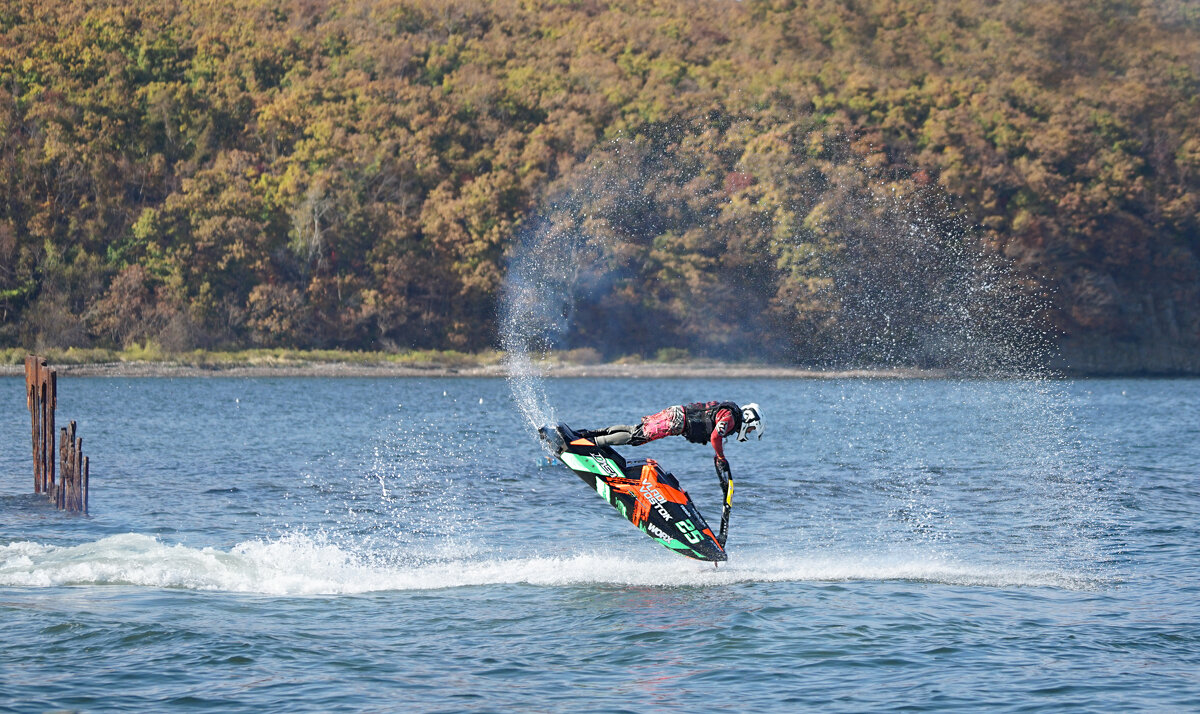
594,476,611,503
656,538,694,553
641,525,700,556
561,452,621,479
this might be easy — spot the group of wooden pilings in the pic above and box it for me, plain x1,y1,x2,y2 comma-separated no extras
25,355,88,514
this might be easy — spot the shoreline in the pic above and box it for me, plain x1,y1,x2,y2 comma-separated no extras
0,360,951,379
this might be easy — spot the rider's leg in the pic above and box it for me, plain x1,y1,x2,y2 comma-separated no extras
591,425,637,446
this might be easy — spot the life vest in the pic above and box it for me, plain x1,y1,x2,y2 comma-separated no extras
681,401,742,444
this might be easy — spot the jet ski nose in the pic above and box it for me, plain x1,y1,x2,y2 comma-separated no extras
538,424,567,454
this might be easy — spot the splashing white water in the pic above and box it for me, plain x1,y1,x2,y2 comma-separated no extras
0,534,1102,595
498,215,566,432
498,142,650,433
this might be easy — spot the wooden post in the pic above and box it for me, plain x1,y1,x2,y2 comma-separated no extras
60,422,75,511
24,356,55,496
26,356,41,493
25,355,32,492
56,424,66,510
62,436,70,512
62,437,70,511
59,426,69,510
82,456,89,514
39,375,47,493
45,368,56,495
37,359,45,494
73,436,83,512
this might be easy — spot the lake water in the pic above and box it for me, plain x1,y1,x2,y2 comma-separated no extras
1,376,1197,711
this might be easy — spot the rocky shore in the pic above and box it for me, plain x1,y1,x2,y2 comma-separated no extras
0,360,950,379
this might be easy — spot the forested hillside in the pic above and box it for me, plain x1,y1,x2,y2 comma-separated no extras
2,0,1197,372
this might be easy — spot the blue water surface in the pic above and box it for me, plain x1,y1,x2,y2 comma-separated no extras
1,376,1197,712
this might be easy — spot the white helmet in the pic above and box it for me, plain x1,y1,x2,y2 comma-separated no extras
737,403,763,442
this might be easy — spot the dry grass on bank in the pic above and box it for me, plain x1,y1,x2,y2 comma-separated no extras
0,346,505,369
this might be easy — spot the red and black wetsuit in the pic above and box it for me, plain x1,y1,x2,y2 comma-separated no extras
593,401,742,461
680,401,742,462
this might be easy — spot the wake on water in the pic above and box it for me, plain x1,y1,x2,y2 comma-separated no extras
0,533,1102,595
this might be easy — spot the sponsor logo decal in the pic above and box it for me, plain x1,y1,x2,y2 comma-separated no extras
638,482,674,522
593,456,621,480
637,466,674,521
647,523,676,543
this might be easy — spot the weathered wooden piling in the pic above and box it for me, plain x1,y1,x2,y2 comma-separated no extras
24,355,89,514
57,421,88,513
25,355,55,495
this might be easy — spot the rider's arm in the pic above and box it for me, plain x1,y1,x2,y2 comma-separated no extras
711,408,735,461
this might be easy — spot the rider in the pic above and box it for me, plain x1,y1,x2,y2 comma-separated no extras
587,401,764,470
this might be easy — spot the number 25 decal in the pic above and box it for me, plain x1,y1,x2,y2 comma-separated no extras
675,519,703,544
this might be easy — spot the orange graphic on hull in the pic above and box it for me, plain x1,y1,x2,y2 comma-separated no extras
639,460,689,504
602,476,646,525
598,460,710,540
